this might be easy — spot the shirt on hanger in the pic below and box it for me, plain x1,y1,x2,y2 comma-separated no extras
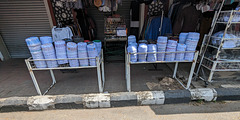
52,26,73,42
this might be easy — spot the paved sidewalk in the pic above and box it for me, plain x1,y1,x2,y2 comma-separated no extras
0,101,240,120
0,59,240,98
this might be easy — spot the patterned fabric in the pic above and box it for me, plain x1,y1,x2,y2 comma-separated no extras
148,1,164,16
51,0,74,24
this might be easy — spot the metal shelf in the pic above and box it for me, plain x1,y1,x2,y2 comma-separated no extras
25,50,105,95
125,47,199,91
195,8,240,83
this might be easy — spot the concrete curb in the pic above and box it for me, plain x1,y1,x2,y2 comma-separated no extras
0,88,240,112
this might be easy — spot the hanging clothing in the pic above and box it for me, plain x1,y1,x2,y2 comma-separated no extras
52,26,73,42
148,1,164,16
173,6,202,35
130,1,140,38
144,16,172,40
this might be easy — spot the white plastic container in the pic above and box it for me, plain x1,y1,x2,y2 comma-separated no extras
67,42,79,67
87,43,98,66
31,51,47,68
138,43,148,62
25,37,41,47
175,43,186,61
28,45,41,53
179,33,188,44
157,36,168,61
147,44,157,62
127,44,138,62
40,36,53,45
184,52,195,61
78,42,89,66
55,40,68,64
93,40,102,55
41,43,58,68
128,35,137,45
165,40,177,61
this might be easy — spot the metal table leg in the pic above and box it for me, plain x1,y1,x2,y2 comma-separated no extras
25,60,42,95
173,62,179,78
97,57,103,93
126,53,131,92
101,50,105,88
186,52,199,89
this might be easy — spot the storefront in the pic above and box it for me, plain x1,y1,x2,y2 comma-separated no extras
0,0,240,96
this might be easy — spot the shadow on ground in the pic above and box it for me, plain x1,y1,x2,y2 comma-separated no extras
150,101,240,115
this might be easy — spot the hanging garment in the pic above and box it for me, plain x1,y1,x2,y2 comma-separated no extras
148,1,164,16
52,26,73,42
173,6,202,35
144,17,172,40
130,1,140,37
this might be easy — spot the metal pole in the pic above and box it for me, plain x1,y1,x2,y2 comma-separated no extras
173,62,178,78
126,53,131,92
25,60,42,95
96,57,103,93
208,61,217,82
50,69,56,84
101,50,105,87
187,52,199,89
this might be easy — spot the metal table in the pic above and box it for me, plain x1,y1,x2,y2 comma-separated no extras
125,48,199,92
25,50,105,95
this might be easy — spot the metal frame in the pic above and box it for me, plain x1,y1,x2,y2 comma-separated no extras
25,50,105,95
125,47,199,92
195,9,240,83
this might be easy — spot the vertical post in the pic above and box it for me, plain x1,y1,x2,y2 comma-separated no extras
101,50,105,87
208,61,217,82
126,52,131,92
186,51,199,89
25,59,42,95
96,57,103,93
173,62,178,78
50,69,56,84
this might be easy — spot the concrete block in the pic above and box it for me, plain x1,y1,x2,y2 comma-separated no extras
215,88,240,101
110,92,137,107
27,96,56,111
164,90,191,104
83,94,110,108
55,95,83,109
190,88,217,102
0,97,29,112
137,91,164,105
98,94,111,108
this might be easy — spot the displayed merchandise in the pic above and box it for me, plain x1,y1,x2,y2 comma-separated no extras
128,35,137,45
31,51,48,68
52,26,73,42
157,36,168,61
25,37,41,47
93,40,102,55
147,44,157,62
55,40,68,64
175,43,186,61
179,33,188,44
41,43,58,68
127,32,199,62
87,43,98,66
40,36,53,45
138,43,148,62
77,42,89,66
127,44,138,62
67,42,79,67
211,31,240,48
25,37,47,68
165,40,177,61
